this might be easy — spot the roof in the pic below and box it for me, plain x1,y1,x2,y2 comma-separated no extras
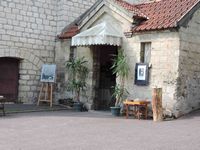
133,0,200,32
58,0,104,39
114,0,148,19
58,0,200,39
58,25,79,39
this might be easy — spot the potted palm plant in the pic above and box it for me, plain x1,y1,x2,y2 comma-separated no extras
110,49,129,116
65,57,89,111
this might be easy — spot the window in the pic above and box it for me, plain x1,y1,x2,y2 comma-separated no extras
140,42,151,63
69,46,76,61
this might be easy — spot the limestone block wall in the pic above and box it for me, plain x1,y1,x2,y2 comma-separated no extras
55,0,97,102
59,4,180,112
54,39,71,100
76,46,94,109
71,30,180,111
78,2,180,113
71,6,133,109
123,30,180,116
0,0,97,103
178,9,200,116
0,0,57,103
56,0,97,33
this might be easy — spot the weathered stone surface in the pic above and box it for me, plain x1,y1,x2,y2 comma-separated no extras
176,9,200,117
56,2,200,116
2,0,199,116
1,0,96,103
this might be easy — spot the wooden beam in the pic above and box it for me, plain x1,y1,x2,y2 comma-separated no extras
152,88,163,121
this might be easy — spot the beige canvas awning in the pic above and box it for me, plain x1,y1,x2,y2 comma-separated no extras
71,22,123,46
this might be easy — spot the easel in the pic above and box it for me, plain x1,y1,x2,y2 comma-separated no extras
37,82,53,107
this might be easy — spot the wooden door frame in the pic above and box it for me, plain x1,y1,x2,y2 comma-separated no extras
0,57,20,101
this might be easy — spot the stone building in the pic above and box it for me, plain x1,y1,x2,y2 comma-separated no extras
0,0,96,103
1,0,200,117
57,0,200,117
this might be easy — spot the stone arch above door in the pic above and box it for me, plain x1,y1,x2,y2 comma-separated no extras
0,46,45,103
0,46,44,69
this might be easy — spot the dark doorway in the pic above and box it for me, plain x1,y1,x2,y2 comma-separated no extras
93,45,118,110
0,57,19,101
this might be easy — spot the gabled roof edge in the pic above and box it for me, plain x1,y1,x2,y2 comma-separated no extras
176,0,200,28
58,0,136,39
79,0,135,29
60,0,104,34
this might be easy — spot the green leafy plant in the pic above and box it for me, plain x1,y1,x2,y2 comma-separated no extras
65,57,89,103
111,49,129,106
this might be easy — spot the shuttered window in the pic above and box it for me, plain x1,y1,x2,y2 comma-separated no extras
140,42,151,63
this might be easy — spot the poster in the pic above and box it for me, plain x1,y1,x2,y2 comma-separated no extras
137,65,146,80
135,63,149,85
40,64,56,83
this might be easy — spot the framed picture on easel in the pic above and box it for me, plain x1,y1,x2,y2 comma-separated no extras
135,63,149,85
38,64,56,107
40,64,56,83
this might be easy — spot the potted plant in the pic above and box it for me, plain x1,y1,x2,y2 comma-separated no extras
110,49,129,116
65,57,89,111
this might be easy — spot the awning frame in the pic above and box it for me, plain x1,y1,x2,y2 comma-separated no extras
71,22,123,46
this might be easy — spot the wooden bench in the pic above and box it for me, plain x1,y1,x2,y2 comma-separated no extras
0,96,14,116
0,96,6,116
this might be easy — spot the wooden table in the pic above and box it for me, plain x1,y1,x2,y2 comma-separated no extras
123,100,150,119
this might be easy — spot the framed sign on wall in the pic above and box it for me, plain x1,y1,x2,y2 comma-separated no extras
135,63,149,85
40,64,56,83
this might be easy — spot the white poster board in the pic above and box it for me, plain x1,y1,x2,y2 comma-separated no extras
40,64,56,83
137,65,146,80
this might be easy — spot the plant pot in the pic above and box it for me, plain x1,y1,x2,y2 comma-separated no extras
110,106,121,116
73,102,83,112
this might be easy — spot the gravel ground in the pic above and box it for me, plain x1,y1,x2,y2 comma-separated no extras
0,110,199,150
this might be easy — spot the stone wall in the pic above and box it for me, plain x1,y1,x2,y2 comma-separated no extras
177,9,200,116
73,29,180,112
90,6,180,114
63,3,180,112
0,0,57,103
53,0,200,117
0,0,96,103
56,0,97,33
123,30,180,117
71,3,134,109
55,0,97,102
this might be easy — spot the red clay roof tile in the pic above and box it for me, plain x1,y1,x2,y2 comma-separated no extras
58,26,79,39
58,0,200,39
133,0,199,32
115,0,148,19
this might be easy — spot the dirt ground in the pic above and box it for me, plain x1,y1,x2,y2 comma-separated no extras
0,110,199,150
